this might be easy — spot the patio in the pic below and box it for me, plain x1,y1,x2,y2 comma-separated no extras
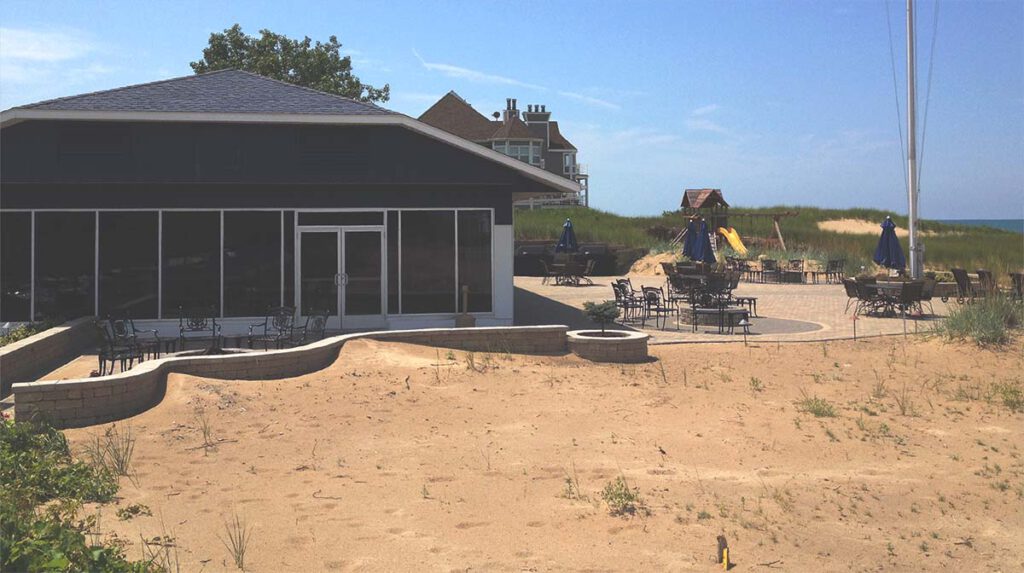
514,275,951,343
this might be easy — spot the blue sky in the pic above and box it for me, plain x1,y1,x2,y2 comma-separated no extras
1,0,1021,219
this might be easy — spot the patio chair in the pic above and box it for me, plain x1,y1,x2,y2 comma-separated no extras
784,259,805,284
612,282,644,322
249,306,297,350
578,259,597,286
288,310,329,347
976,269,999,296
736,259,758,283
761,259,781,283
94,320,144,376
825,259,846,284
641,286,677,330
177,306,222,351
539,260,557,285
616,278,643,300
919,278,937,315
1010,272,1024,302
854,281,884,316
842,278,860,313
896,281,925,319
108,313,163,360
951,268,980,303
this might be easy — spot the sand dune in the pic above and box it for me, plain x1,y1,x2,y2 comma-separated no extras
69,337,1023,571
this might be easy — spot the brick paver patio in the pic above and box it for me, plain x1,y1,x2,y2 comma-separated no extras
514,275,951,343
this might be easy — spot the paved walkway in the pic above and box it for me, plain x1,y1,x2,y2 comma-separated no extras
514,275,951,343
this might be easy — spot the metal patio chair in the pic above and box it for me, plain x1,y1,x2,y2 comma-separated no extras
177,306,222,351
94,320,144,376
248,306,297,350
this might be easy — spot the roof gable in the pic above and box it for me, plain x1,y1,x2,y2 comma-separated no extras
488,117,538,141
418,91,498,141
11,69,394,116
681,188,729,209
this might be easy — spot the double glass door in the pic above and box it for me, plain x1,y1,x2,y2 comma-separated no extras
298,227,385,330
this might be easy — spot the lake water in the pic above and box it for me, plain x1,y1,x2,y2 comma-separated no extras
935,219,1023,234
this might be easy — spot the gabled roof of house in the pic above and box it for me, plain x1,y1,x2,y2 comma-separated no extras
488,117,539,141
0,72,579,195
11,69,395,115
682,188,729,209
548,121,577,151
418,91,499,141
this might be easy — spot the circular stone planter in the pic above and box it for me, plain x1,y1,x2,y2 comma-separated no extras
567,330,650,363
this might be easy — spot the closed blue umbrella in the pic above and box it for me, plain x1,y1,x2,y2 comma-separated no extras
690,220,717,264
555,218,578,253
682,219,699,259
873,217,906,270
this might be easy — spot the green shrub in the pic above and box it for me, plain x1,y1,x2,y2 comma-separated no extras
583,301,621,334
938,295,1023,346
797,391,837,417
0,322,54,348
0,416,153,572
600,475,647,516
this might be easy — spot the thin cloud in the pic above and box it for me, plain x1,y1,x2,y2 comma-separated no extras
0,27,96,62
412,49,620,111
691,104,720,116
557,90,620,110
685,118,729,134
413,48,544,90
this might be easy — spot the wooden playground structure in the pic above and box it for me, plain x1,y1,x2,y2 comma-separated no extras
670,188,799,252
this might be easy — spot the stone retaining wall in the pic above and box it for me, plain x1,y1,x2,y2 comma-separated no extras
12,325,568,429
567,330,650,363
1,317,96,397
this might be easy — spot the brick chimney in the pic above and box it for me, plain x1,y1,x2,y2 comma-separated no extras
502,98,520,123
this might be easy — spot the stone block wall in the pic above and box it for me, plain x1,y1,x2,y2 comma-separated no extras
12,325,568,429
1,317,96,397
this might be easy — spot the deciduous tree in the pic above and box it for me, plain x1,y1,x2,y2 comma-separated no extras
190,24,389,103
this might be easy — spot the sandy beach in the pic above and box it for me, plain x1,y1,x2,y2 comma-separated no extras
66,336,1023,572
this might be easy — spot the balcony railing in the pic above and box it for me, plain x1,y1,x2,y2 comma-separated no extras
565,163,588,177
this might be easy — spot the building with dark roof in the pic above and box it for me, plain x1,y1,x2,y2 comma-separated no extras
419,92,588,206
0,70,577,332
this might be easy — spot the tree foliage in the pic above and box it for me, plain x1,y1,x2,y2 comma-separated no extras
583,301,621,334
190,24,389,103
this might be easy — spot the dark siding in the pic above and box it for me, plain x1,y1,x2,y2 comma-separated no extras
1,121,537,188
0,184,514,225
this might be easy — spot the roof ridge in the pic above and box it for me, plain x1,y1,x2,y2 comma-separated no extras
227,69,391,113
13,68,239,110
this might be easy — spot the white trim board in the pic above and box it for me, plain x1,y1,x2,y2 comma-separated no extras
0,109,580,195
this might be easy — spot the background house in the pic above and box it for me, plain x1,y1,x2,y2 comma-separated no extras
419,93,588,208
0,70,576,333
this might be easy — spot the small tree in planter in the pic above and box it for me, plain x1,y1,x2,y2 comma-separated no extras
583,301,621,335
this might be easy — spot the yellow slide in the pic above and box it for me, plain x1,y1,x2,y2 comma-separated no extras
717,227,748,255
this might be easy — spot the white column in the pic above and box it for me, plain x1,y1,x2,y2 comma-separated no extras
492,224,514,325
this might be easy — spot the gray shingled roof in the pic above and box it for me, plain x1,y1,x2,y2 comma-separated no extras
12,69,396,115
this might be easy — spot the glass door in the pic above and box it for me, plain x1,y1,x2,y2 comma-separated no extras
298,230,340,329
298,227,386,331
342,229,386,329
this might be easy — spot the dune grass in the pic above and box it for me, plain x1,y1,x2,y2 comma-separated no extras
515,206,1022,277
938,295,1023,346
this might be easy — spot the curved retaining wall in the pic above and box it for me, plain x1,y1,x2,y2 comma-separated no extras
567,330,650,363
12,325,568,429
